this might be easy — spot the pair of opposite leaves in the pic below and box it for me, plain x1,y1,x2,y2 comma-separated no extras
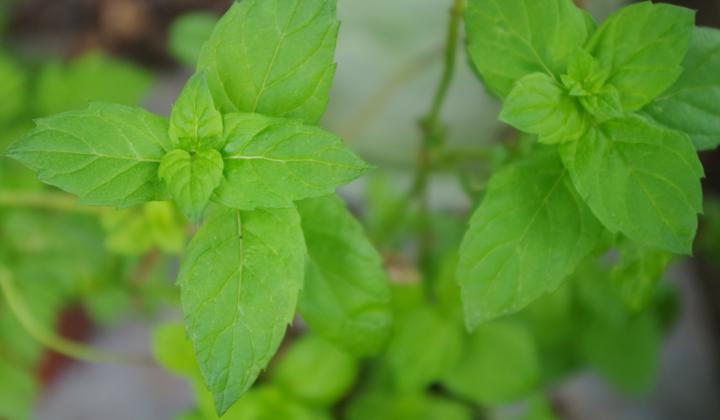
458,0,716,327
7,0,395,415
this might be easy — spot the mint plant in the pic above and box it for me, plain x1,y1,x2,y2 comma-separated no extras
4,0,720,418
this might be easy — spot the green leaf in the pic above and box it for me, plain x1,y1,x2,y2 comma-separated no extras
8,103,172,207
347,392,472,420
580,311,661,394
178,205,305,415
169,12,219,67
215,113,371,210
586,2,695,111
198,0,339,124
159,149,224,221
457,148,603,327
220,386,331,420
441,322,539,405
384,306,463,393
0,360,36,420
272,335,358,407
34,52,151,116
169,73,224,151
465,0,589,98
152,323,201,378
296,195,392,356
500,73,587,144
561,115,703,254
561,49,623,122
645,27,720,151
611,240,672,312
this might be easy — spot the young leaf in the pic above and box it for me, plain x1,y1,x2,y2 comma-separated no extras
272,335,358,407
441,322,540,405
159,149,224,222
296,195,392,357
561,116,703,255
465,0,589,98
7,103,172,207
215,113,371,211
169,73,224,151
561,49,623,122
457,148,603,327
178,205,306,414
198,0,339,124
586,2,695,111
644,27,720,151
500,73,587,144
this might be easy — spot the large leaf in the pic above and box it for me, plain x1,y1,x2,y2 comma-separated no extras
561,116,703,254
8,103,172,207
586,2,695,111
464,0,589,98
296,195,392,356
215,113,370,210
178,205,306,414
645,27,720,151
198,0,338,124
457,148,603,327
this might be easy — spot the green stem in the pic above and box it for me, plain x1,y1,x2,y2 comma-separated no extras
0,268,150,366
0,191,107,215
411,0,466,283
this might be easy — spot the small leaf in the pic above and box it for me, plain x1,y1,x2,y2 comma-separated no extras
178,205,306,415
500,73,587,144
586,2,695,111
645,27,720,151
296,195,392,356
561,115,703,254
465,0,589,98
561,49,623,122
169,73,224,151
198,0,339,124
457,148,603,327
441,322,540,405
215,113,371,210
272,335,358,407
159,149,224,222
8,103,172,207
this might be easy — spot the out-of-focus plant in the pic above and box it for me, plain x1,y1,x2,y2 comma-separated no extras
3,0,720,419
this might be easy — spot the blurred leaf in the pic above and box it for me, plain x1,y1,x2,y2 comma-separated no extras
520,395,558,420
0,359,36,420
272,335,358,407
169,12,219,67
441,322,540,405
0,54,26,124
102,202,186,256
33,52,151,116
346,392,472,420
384,305,463,393
611,241,672,312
